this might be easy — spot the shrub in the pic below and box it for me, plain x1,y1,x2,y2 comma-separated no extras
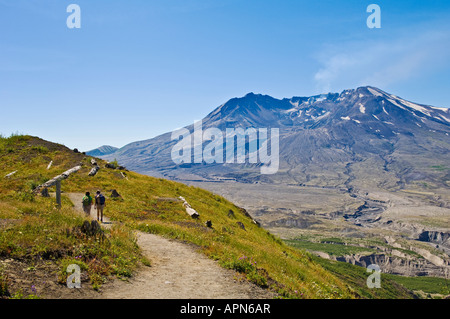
225,255,269,288
31,146,49,154
16,191,35,202
0,268,10,297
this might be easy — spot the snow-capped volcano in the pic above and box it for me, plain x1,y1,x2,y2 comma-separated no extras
204,86,449,131
102,86,450,189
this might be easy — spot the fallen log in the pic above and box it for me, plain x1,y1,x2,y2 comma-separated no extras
88,166,100,176
33,165,82,193
178,196,199,218
157,197,181,202
4,171,17,178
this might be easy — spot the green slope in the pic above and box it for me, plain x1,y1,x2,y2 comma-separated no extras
0,135,414,299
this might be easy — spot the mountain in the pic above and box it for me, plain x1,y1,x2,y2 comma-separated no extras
86,145,118,157
103,86,450,191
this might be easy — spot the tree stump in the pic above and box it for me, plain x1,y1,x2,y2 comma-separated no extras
41,187,50,198
110,189,121,198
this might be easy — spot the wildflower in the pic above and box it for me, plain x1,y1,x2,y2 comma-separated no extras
31,285,37,294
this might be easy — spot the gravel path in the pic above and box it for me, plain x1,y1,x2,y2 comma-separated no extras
66,193,275,299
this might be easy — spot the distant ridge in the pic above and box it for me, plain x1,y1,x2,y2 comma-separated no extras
86,145,118,157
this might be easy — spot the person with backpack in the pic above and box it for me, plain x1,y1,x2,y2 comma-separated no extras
82,192,93,217
94,190,106,222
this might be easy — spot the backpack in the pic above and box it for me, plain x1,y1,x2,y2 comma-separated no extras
82,196,91,206
97,194,106,205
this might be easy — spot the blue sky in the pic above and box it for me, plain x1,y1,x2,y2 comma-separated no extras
1,0,450,151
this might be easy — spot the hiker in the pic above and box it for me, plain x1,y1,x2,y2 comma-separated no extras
94,190,106,222
82,192,93,217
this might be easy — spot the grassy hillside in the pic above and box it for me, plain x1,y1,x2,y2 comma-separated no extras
0,135,414,299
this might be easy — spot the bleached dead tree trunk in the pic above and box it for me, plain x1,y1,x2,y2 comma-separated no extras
33,165,82,194
33,165,82,209
88,166,100,176
178,196,200,218
4,171,17,178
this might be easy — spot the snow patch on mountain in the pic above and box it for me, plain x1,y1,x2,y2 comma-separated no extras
429,105,449,112
439,115,450,123
367,87,383,97
314,111,330,121
359,103,366,114
398,98,431,116
387,98,407,110
284,107,298,113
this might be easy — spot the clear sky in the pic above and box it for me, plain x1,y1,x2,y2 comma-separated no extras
1,0,449,151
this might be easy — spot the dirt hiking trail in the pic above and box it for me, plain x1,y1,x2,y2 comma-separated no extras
66,193,275,299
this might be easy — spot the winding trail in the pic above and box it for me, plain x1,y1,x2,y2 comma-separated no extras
66,193,275,299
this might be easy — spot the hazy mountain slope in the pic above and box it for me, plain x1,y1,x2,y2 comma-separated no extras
86,145,118,157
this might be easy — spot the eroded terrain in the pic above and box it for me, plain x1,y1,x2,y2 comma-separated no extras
187,179,450,279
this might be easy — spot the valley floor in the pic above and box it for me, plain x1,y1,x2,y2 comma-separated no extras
186,181,450,281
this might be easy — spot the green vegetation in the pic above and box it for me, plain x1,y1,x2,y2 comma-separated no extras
310,255,450,298
107,159,119,169
0,135,424,299
285,239,375,256
0,135,145,297
430,165,448,171
284,237,450,299
285,234,425,261
93,173,353,299
0,267,10,298
384,274,450,296
309,255,415,299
